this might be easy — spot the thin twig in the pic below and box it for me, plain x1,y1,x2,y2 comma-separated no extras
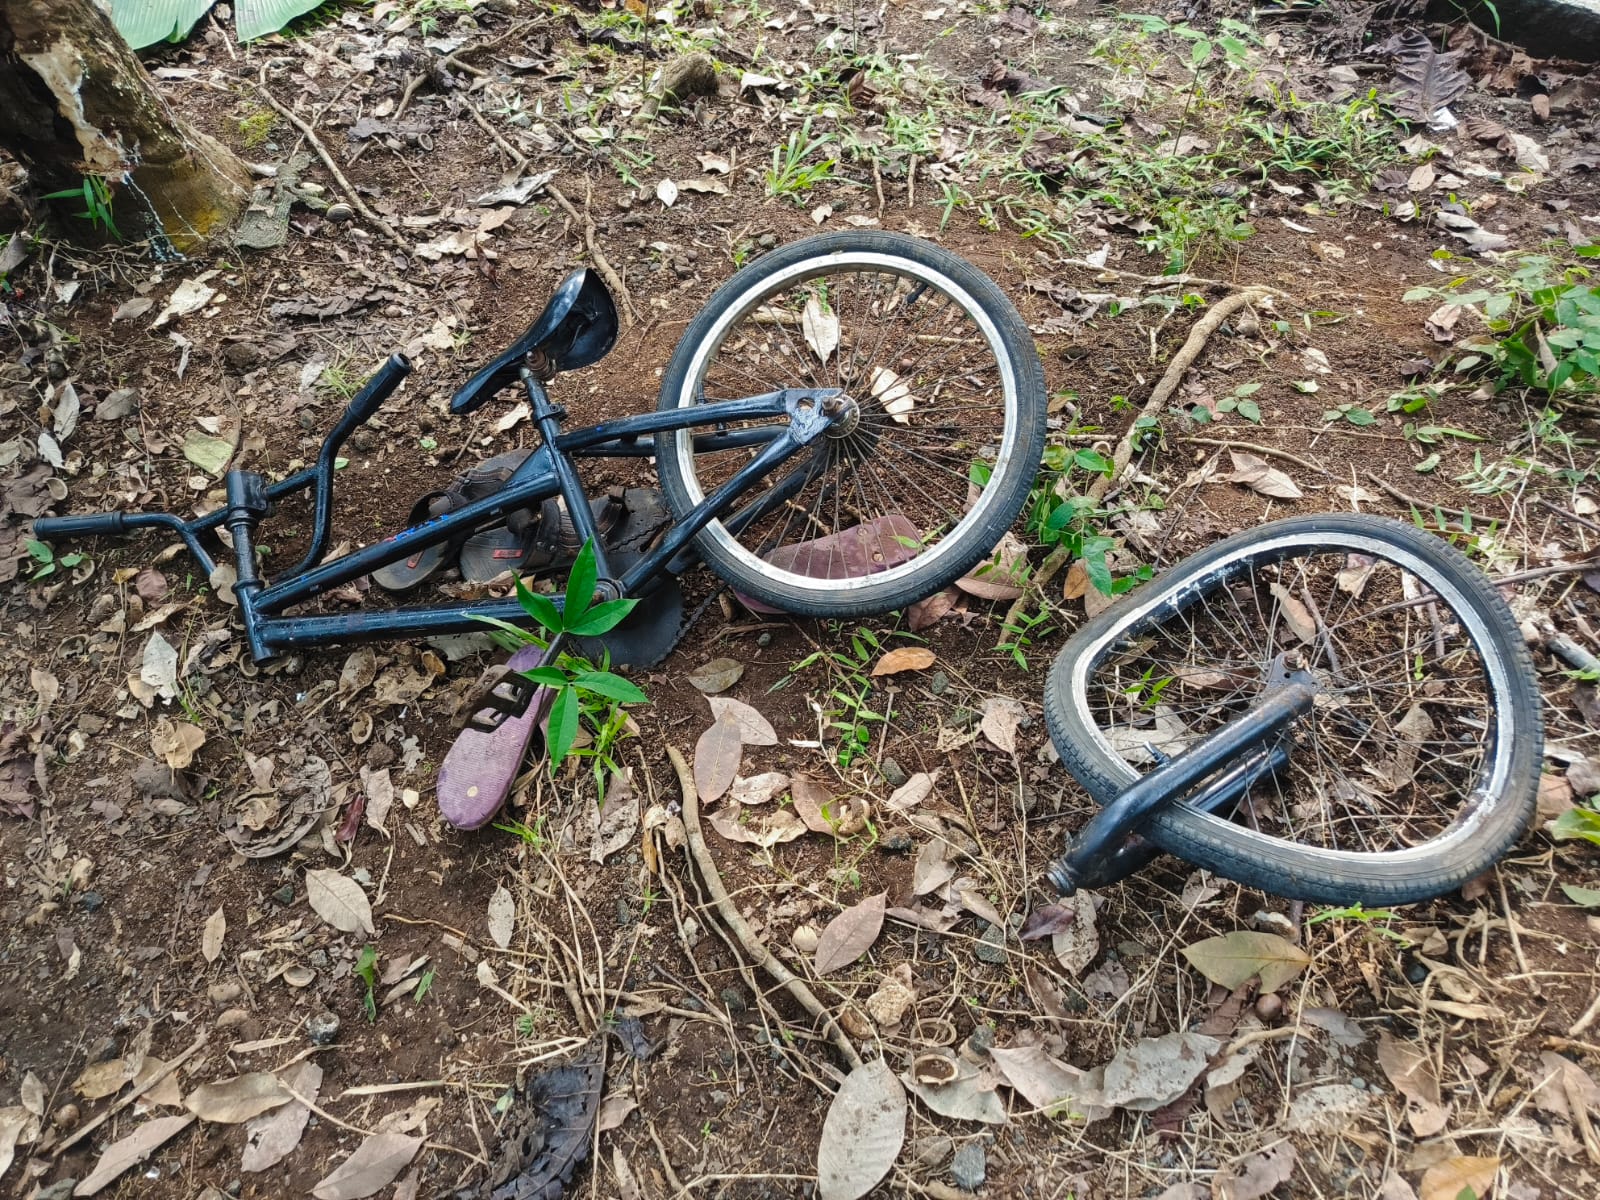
1178,437,1333,477
1362,471,1472,520
1496,868,1541,1000
254,64,407,250
667,746,862,1071
54,1031,209,1155
548,184,638,328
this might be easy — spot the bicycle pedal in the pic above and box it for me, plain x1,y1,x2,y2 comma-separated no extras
458,664,539,733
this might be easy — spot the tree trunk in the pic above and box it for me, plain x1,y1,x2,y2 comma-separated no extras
0,0,250,255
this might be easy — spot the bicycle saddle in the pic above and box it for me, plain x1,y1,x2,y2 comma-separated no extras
449,268,619,414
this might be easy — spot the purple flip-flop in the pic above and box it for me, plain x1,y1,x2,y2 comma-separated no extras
437,644,555,829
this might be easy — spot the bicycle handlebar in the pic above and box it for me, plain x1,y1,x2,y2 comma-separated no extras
32,512,129,539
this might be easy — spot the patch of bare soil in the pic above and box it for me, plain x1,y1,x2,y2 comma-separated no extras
4,1,1600,1198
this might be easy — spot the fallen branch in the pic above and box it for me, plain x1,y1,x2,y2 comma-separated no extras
667,746,862,1071
254,66,407,250
1055,261,1293,298
548,184,638,329
1362,471,1472,520
1001,287,1275,633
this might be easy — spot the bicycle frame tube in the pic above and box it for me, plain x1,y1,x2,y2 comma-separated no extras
235,387,839,658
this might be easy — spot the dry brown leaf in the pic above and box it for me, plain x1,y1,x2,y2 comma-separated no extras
884,771,935,813
979,696,1024,755
1266,582,1316,644
241,1062,321,1172
729,772,789,805
802,296,841,362
1377,1032,1450,1137
1181,931,1311,993
687,657,744,694
871,647,936,676
912,839,955,896
1419,1156,1498,1200
954,532,1028,599
707,696,777,746
311,1131,423,1200
1099,1032,1220,1111
486,884,515,950
305,869,374,936
989,1045,1110,1120
902,1060,1008,1124
150,719,206,770
693,715,743,803
708,806,806,848
1215,1143,1297,1200
1050,890,1099,975
817,1059,905,1200
75,1058,136,1101
814,892,886,976
184,1073,291,1124
76,1114,195,1195
791,775,867,836
0,1107,40,1180
201,906,226,964
1220,450,1303,500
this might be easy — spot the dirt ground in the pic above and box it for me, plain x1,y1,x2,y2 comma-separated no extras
4,1,1600,1198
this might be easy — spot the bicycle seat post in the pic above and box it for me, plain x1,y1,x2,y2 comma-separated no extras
519,365,616,590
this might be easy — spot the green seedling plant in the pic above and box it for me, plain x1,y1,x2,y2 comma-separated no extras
789,626,890,769
355,945,379,1022
1304,902,1409,945
23,539,83,581
476,541,647,782
1405,247,1600,398
766,117,839,203
1322,402,1377,427
41,175,120,240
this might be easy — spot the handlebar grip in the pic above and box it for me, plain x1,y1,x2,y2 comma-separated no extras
341,352,413,428
32,512,129,540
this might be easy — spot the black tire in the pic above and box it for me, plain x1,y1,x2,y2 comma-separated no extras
654,231,1047,618
1044,514,1543,905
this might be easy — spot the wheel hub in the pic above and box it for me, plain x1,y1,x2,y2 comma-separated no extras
822,395,862,438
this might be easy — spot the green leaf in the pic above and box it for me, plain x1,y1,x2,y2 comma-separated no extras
545,686,580,770
563,541,599,629
1234,381,1263,397
519,667,570,688
469,614,548,648
182,430,236,476
1182,930,1311,992
1561,882,1600,907
1415,453,1441,473
1190,38,1213,66
109,0,216,51
1551,806,1600,847
1238,400,1262,424
565,597,639,637
235,0,328,42
1345,408,1377,426
1084,549,1113,596
58,552,84,568
355,945,378,988
573,671,647,703
515,578,563,635
24,539,52,564
1291,380,1319,394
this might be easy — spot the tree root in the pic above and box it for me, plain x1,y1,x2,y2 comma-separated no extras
1001,287,1274,635
666,746,862,1072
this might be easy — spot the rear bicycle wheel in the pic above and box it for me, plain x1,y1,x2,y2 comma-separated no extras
654,231,1046,618
1043,514,1543,905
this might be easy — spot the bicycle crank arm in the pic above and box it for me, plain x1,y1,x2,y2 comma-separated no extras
1046,677,1315,895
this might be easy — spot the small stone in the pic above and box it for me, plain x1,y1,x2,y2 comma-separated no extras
306,1012,341,1045
709,1089,730,1106
878,833,913,855
272,884,295,906
36,1182,76,1200
974,925,1006,965
326,202,355,223
879,758,908,788
349,429,378,453
78,891,103,912
1350,1076,1367,1090
208,981,243,1005
719,986,748,1014
757,233,777,248
51,1103,80,1131
616,898,633,925
1254,993,1284,1022
95,388,139,421
929,671,948,695
966,1023,995,1056
757,632,772,648
951,1142,986,1192
226,1181,242,1197
308,949,329,969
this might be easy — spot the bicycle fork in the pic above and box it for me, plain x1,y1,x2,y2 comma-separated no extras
1046,658,1318,895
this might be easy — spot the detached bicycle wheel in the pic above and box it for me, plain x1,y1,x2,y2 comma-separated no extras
1044,514,1542,905
655,232,1046,617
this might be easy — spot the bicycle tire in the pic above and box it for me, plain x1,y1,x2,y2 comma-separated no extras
1044,514,1543,905
654,231,1047,618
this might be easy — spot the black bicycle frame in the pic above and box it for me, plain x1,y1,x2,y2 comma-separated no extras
35,358,844,664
